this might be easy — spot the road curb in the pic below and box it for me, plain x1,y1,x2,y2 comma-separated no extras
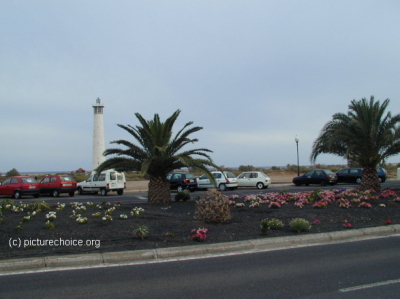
1,225,399,275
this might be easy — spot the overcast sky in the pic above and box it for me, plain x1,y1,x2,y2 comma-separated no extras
1,1,400,173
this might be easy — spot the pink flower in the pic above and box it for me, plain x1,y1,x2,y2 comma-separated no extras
342,220,353,229
191,228,209,242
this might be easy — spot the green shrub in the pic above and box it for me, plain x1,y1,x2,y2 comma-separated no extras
29,200,50,211
132,225,150,239
1,198,15,209
194,189,231,223
260,218,284,234
289,218,311,233
175,190,191,201
309,189,323,203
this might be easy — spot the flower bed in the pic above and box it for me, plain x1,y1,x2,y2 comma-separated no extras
0,188,399,260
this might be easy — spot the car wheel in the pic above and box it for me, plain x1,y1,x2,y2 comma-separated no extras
117,189,124,195
256,182,264,189
294,182,301,186
177,185,184,192
219,184,226,191
52,190,59,198
101,189,108,196
14,191,21,199
69,192,75,197
77,187,84,195
320,180,327,186
356,177,362,184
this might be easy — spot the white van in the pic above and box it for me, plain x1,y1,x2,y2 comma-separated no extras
77,169,126,196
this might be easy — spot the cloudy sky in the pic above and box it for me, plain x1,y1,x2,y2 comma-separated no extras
1,1,400,173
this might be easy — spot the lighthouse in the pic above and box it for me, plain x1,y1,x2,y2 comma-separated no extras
92,98,106,170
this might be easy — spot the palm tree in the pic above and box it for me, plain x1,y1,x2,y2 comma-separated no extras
96,109,218,204
310,96,400,192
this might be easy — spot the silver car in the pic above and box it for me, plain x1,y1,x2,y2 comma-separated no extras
237,171,271,189
197,171,238,191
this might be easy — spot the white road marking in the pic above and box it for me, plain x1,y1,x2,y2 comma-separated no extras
339,278,400,293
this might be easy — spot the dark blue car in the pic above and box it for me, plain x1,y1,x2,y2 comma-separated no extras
292,169,338,186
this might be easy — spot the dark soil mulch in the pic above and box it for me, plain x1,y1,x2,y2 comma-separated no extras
1,189,400,260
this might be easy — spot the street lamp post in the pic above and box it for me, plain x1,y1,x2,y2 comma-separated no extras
295,136,300,176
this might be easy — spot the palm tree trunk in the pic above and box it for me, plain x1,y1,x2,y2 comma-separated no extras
148,177,171,204
360,165,381,192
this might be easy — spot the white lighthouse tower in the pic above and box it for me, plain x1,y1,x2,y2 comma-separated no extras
92,98,106,170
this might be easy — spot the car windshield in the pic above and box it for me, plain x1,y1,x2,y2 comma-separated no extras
22,177,37,183
185,173,195,179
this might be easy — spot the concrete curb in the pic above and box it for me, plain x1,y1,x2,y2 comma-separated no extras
1,225,399,275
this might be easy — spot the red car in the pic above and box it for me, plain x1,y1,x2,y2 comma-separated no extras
39,175,77,197
0,176,40,199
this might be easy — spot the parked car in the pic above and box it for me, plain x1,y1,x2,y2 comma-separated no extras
292,169,337,186
77,169,126,196
167,172,197,192
237,171,271,189
0,176,40,199
336,167,387,184
39,175,77,197
197,171,238,191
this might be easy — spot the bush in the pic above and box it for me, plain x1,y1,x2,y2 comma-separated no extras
289,218,311,233
260,218,284,234
5,168,20,177
175,190,191,201
194,189,231,223
132,225,150,240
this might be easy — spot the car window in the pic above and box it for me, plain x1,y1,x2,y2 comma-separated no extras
117,173,124,180
338,169,348,174
199,174,208,180
305,171,314,176
42,177,50,183
93,174,98,181
11,178,19,184
50,177,57,183
61,176,74,182
185,173,195,179
325,170,335,175
250,173,258,178
110,172,117,180
2,178,11,185
98,174,106,181
166,173,172,180
22,177,37,183
349,169,359,174
213,173,222,179
224,172,236,178
315,170,323,176
238,173,250,178
173,174,182,180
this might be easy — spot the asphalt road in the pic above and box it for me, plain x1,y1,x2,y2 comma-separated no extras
1,235,400,298
29,180,400,205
